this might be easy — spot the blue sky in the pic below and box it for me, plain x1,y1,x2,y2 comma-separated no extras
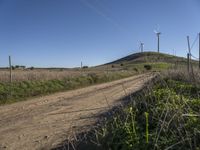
0,0,200,67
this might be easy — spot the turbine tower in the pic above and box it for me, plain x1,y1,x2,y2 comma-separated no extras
154,26,161,53
140,42,144,52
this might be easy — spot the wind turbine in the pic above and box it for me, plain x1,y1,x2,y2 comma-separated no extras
154,27,161,53
140,42,144,53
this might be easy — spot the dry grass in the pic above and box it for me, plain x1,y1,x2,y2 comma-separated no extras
162,67,200,84
0,69,107,82
0,65,134,83
0,70,80,82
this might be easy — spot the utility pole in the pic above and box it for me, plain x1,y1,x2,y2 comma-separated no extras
9,56,12,83
187,36,191,59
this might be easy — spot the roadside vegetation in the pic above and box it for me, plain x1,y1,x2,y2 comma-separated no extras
0,71,135,105
63,69,200,150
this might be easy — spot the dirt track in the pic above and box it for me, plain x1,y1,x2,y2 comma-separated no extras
0,73,153,150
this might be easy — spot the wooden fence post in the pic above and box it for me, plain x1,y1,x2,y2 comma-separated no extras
187,53,190,73
9,56,12,83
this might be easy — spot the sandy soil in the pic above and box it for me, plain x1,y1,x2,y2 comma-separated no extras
0,73,154,150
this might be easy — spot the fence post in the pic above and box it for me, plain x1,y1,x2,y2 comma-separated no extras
187,53,190,73
9,56,12,83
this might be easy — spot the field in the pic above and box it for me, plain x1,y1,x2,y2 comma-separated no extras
0,69,136,104
0,52,200,150
1,52,196,83
1,52,184,105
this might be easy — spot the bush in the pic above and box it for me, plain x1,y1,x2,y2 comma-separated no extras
133,68,138,72
82,66,88,69
144,65,152,70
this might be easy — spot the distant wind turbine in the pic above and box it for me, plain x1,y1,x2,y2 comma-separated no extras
154,26,161,53
139,41,144,53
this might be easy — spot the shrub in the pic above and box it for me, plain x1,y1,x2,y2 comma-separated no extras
144,65,152,70
133,68,138,72
82,66,88,69
30,67,34,70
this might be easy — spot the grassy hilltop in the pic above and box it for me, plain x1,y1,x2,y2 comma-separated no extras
97,51,198,72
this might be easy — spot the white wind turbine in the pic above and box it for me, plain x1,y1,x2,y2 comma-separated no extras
154,25,161,53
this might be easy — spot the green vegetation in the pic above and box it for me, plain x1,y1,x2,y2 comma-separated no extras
0,71,134,105
125,62,172,72
72,75,200,150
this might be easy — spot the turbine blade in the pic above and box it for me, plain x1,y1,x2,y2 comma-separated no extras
154,30,158,33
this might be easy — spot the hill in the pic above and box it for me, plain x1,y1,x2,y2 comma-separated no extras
108,51,197,65
97,51,199,72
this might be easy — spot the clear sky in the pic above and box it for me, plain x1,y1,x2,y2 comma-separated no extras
0,0,200,67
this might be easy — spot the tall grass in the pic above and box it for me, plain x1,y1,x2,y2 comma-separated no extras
0,71,135,105
0,70,97,82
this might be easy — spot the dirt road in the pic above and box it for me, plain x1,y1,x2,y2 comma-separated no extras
0,73,153,150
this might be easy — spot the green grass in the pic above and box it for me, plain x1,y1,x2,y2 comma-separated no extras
73,78,200,150
0,71,135,105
